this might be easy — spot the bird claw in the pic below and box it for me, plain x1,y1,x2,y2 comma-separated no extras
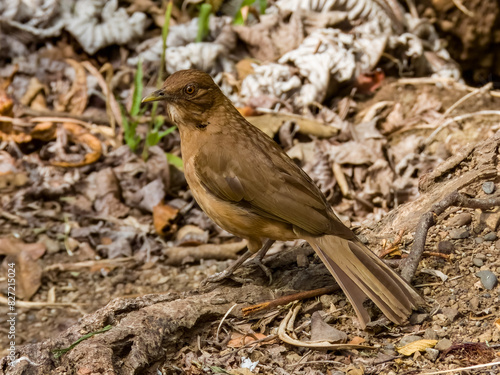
201,270,231,286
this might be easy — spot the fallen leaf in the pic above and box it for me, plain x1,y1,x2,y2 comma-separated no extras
349,336,366,345
494,317,500,331
51,123,102,167
227,332,267,348
397,339,438,356
0,237,45,300
153,203,179,236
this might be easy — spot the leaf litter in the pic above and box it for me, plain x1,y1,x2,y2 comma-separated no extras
1,1,500,374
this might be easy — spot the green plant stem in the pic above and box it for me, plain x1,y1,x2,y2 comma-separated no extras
144,0,173,161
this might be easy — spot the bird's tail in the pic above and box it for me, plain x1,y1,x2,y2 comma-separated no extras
305,234,424,328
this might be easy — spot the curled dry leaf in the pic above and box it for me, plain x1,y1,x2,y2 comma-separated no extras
51,123,102,167
56,59,88,115
175,225,209,246
495,318,500,331
153,202,179,237
397,339,438,356
227,332,268,348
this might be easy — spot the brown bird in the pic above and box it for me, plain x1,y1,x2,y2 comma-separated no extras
142,69,424,328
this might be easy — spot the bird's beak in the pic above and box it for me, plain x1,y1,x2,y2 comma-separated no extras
141,89,166,103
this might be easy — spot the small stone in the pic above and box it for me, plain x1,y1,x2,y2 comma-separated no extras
410,313,429,325
473,258,484,267
437,241,454,253
480,211,500,231
470,296,480,310
495,239,500,250
399,335,422,347
425,348,440,362
424,328,439,341
449,229,470,239
435,338,452,351
447,212,472,227
476,253,487,260
483,181,496,194
475,237,484,244
484,232,497,241
476,270,499,290
442,307,459,322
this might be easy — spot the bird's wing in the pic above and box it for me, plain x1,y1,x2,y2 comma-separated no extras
194,125,353,238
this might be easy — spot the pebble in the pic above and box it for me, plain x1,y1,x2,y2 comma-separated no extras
472,258,484,267
475,253,487,260
410,313,429,325
424,328,439,341
437,241,454,253
482,181,496,194
475,237,484,244
435,338,452,351
425,348,440,362
399,335,423,347
476,270,498,290
447,213,472,227
442,307,459,322
484,232,497,241
449,229,470,239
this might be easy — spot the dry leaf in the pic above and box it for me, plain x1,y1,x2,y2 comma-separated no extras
397,339,438,356
153,203,179,236
227,332,267,348
0,237,46,300
51,123,102,167
349,336,366,345
495,317,500,331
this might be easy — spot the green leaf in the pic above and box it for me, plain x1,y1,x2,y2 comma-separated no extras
121,104,141,151
158,0,173,86
258,0,267,14
158,125,176,138
166,153,184,170
131,59,143,117
196,3,212,42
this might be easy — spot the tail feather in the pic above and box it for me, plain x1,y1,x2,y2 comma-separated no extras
305,234,423,328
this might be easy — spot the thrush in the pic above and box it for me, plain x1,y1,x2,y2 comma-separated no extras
142,69,424,328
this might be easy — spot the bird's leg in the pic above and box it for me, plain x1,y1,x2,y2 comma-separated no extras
247,239,275,284
202,239,275,285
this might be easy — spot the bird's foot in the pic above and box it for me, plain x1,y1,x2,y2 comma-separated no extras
248,257,273,285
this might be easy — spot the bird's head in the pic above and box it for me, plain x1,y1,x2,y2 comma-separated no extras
142,69,228,128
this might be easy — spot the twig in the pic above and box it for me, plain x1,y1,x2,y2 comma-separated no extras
395,77,500,97
216,303,238,342
242,285,339,317
18,107,110,125
420,360,500,375
277,304,376,350
401,191,500,282
424,83,493,146
44,257,135,272
0,295,85,309
452,0,475,17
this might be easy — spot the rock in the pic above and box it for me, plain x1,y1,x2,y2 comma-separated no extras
475,253,487,260
449,229,470,239
442,307,459,322
470,296,480,310
476,270,499,290
309,311,347,343
425,348,440,362
480,210,500,231
437,241,454,253
424,328,439,341
447,212,472,227
410,313,429,325
482,181,496,194
473,258,484,267
475,237,484,244
399,335,422,347
484,232,497,241
435,338,452,351
496,239,500,250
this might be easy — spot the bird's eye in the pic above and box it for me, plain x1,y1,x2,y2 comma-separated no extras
184,84,196,95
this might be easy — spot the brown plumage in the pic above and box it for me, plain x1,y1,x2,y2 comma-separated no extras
142,69,424,328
